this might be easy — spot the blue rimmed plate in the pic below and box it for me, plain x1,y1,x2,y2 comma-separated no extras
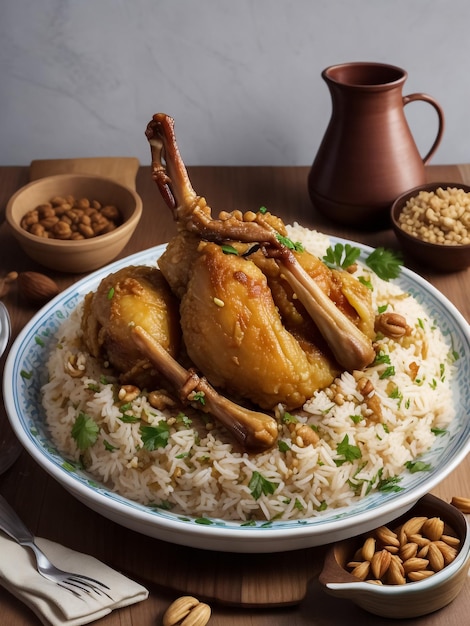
3,240,470,553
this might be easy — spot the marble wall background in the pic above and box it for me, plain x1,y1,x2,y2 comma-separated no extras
2,1,469,167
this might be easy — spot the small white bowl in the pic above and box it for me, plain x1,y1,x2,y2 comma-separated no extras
319,493,470,619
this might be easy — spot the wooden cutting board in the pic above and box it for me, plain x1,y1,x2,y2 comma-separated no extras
102,525,327,607
29,156,140,190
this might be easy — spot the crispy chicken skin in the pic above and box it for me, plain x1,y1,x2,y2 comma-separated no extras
81,265,180,387
179,241,338,410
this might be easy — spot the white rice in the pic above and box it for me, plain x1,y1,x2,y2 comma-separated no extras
41,226,456,521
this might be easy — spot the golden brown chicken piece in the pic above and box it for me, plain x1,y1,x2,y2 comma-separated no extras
81,265,181,388
147,113,376,374
179,241,337,410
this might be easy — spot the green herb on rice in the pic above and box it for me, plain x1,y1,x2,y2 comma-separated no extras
322,243,402,280
103,439,118,452
350,414,363,424
379,365,395,379
140,421,170,451
72,412,99,451
118,412,140,423
431,427,448,436
323,242,361,270
373,351,391,365
248,471,278,500
335,434,361,466
365,247,403,281
282,411,298,424
389,387,403,408
278,440,291,452
175,412,192,428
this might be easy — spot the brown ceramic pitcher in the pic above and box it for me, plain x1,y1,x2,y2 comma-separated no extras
308,62,445,227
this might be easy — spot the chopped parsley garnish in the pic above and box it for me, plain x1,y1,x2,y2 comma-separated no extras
350,414,363,424
379,365,396,379
140,421,170,450
276,233,304,252
323,243,361,270
378,304,389,314
322,243,402,281
377,474,404,492
357,276,373,290
119,412,140,423
107,287,115,299
71,412,99,451
431,427,448,436
405,460,432,473
20,369,33,380
175,412,192,428
248,471,278,500
221,244,239,255
282,411,298,424
258,206,268,214
335,434,362,465
103,439,118,452
389,387,403,408
374,351,391,365
365,247,403,281
190,391,206,406
278,440,291,452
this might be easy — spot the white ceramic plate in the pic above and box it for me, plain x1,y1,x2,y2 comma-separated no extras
4,241,470,553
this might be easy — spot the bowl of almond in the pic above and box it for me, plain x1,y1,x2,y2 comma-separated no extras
319,493,470,619
6,174,142,273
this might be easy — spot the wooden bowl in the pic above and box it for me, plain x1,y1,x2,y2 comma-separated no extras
319,494,470,619
6,174,142,273
391,183,470,272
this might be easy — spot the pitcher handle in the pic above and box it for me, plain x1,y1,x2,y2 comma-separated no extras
403,93,445,165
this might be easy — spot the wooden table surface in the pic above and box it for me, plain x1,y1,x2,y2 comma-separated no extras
0,163,469,625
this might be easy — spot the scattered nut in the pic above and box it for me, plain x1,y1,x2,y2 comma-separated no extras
162,595,211,626
16,271,60,304
148,389,176,410
451,496,470,514
294,424,320,447
374,312,411,339
0,271,19,298
118,384,140,403
65,353,86,378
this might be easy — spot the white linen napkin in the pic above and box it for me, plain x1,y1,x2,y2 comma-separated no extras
0,533,149,625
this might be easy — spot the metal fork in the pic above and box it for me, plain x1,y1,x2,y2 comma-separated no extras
0,494,112,599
